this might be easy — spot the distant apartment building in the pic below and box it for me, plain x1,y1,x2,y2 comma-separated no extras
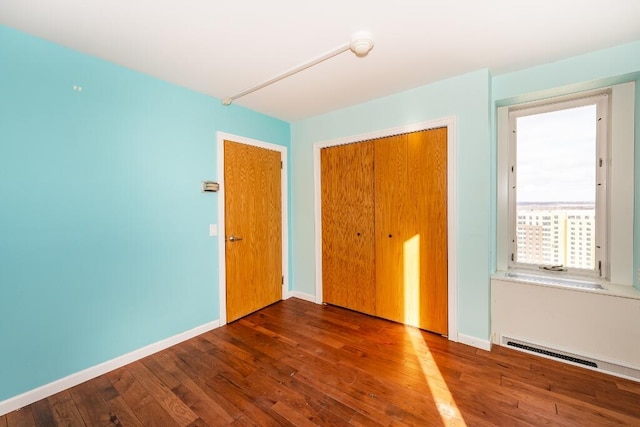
516,206,595,269
516,210,565,265
566,212,595,269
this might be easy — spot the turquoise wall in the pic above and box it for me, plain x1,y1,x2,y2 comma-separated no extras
491,40,640,290
290,69,493,341
493,40,640,103
0,25,289,401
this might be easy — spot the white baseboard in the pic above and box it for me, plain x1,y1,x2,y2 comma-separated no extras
458,333,492,351
286,291,319,304
0,320,220,417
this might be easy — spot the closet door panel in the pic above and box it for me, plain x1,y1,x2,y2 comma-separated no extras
374,134,411,323
408,128,448,334
321,142,376,315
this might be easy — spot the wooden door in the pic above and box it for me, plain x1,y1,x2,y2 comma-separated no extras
224,140,282,323
375,128,448,335
374,134,410,322
321,142,376,315
410,128,448,334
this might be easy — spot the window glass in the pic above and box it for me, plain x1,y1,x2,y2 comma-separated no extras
514,104,597,270
498,83,636,284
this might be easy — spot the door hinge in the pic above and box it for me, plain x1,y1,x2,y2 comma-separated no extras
281,161,283,169
599,158,603,167
281,275,284,285
511,253,514,262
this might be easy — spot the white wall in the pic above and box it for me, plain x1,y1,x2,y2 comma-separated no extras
491,278,640,370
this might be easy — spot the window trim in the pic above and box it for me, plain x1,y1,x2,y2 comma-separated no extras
496,82,635,286
507,93,609,279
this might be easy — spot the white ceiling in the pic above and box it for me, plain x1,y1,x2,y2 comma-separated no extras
1,1,640,122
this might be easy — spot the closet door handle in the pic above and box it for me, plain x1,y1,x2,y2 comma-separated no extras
228,235,243,242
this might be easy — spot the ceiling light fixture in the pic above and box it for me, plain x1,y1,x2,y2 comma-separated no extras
221,31,374,106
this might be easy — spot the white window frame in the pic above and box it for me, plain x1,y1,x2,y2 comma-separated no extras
496,82,635,286
508,93,609,279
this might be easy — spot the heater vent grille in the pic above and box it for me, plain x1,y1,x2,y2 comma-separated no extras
506,340,597,368
501,336,640,382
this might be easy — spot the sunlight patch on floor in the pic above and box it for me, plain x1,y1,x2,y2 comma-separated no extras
406,325,465,426
402,234,464,424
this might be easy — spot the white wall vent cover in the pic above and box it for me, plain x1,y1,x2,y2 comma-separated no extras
501,336,640,382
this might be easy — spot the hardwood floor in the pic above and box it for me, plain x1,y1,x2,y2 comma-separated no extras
3,298,640,426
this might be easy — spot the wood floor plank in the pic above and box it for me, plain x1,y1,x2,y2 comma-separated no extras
348,411,389,426
28,400,55,427
210,326,373,425
228,415,259,427
245,371,328,422
101,395,143,427
616,378,640,394
241,352,356,424
107,367,178,426
5,407,35,427
6,298,640,426
270,401,317,427
185,418,208,427
69,379,119,426
206,326,357,425
164,348,246,422
85,373,141,425
506,385,578,427
127,360,199,426
501,374,640,425
171,383,230,427
152,351,236,425
141,356,182,389
170,347,284,426
594,387,640,419
261,330,448,426
47,390,85,426
89,376,120,403
284,365,397,426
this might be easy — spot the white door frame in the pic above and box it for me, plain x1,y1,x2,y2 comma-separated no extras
216,132,289,326
312,117,459,342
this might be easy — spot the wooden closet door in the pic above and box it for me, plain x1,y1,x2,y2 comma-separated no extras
321,142,376,315
374,134,410,323
375,129,448,335
409,128,448,335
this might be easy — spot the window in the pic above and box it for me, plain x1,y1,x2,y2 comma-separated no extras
508,93,608,277
497,82,635,285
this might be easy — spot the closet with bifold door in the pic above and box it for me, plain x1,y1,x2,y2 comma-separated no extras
321,127,448,335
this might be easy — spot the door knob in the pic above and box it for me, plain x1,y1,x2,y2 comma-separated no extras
228,235,243,242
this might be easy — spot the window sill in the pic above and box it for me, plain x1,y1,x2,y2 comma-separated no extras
491,270,640,301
